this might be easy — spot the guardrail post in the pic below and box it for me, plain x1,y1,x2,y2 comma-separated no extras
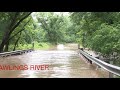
109,72,114,78
109,61,114,78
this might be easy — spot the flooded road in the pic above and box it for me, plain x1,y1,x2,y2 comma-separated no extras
0,44,109,78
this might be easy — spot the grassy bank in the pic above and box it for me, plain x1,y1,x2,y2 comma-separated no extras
9,42,54,51
33,42,54,50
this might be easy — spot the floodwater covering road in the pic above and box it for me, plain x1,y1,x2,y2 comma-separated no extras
0,44,109,78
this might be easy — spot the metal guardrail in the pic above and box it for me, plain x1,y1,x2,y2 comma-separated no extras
79,49,120,76
0,49,33,57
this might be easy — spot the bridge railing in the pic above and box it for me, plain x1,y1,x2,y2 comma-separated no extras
0,49,33,57
79,49,120,77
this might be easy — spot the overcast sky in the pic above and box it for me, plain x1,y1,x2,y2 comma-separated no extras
54,12,70,16
31,12,70,22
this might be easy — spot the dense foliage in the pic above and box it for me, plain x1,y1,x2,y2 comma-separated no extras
0,12,77,52
0,12,120,65
0,12,32,52
70,12,120,65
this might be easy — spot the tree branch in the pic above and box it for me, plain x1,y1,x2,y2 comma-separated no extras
9,12,32,35
8,18,31,41
9,12,20,30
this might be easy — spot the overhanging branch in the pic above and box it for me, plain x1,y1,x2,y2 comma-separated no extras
8,18,32,41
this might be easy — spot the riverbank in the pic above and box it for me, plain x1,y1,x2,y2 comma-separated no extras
9,42,55,51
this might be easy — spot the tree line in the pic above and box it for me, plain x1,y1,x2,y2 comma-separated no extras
0,12,119,66
0,12,77,52
70,12,120,65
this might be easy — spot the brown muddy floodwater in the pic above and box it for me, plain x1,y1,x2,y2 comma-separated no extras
0,44,109,78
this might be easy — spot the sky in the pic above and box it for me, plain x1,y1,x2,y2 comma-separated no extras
31,12,70,22
32,12,70,16
54,12,70,16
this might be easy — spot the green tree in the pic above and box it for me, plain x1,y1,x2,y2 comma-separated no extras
36,12,67,45
0,12,32,52
70,12,120,64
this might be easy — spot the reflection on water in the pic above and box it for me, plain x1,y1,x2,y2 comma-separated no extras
0,44,108,78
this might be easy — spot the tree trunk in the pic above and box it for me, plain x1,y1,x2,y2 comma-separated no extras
13,37,20,51
13,32,22,51
0,12,31,53
0,30,10,52
4,41,9,52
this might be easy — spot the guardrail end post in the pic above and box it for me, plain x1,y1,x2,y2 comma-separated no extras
89,60,92,64
109,72,114,78
109,61,114,78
